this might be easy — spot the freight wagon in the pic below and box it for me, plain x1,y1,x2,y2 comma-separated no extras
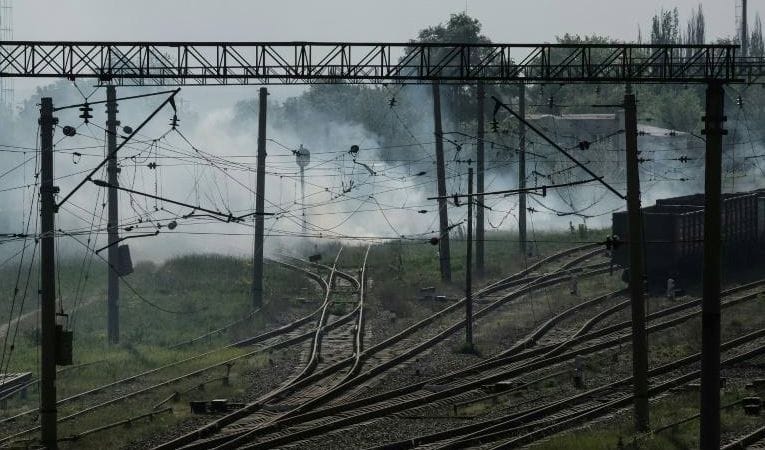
611,189,765,287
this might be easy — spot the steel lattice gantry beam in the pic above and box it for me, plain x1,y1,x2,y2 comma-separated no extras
0,41,754,85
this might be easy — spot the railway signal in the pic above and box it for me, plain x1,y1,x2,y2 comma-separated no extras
295,144,311,236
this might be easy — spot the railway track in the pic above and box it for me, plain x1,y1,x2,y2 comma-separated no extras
724,424,765,449
154,244,611,449
209,279,765,450
0,251,342,448
202,247,370,432
0,243,603,448
429,332,765,450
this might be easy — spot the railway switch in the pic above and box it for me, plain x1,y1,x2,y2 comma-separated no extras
573,355,586,389
189,401,207,414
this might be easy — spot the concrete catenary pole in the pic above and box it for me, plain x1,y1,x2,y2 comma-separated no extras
624,90,649,432
432,81,451,282
465,167,474,350
518,84,527,256
252,87,268,308
476,83,485,275
106,85,120,345
700,81,725,450
39,96,58,449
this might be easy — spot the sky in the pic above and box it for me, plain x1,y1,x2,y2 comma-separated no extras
12,1,761,43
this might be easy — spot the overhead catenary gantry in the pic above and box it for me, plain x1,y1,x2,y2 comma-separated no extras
11,39,745,450
0,41,756,85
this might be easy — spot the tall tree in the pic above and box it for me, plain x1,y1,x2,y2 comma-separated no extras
751,13,765,57
651,7,680,44
685,4,705,45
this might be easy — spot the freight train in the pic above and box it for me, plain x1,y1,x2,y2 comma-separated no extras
611,189,765,287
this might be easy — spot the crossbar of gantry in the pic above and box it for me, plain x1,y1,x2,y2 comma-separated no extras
0,41,752,85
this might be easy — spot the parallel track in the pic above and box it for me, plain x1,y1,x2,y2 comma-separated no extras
158,245,610,449
221,281,765,450
0,250,343,447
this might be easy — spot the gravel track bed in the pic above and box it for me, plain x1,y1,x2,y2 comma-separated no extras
275,313,764,449
121,348,302,450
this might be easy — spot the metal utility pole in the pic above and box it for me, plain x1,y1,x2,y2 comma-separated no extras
106,85,120,345
518,84,527,257
39,96,58,449
624,90,649,432
295,144,310,236
700,81,725,450
465,167,474,350
252,87,268,308
475,83,485,275
432,81,451,282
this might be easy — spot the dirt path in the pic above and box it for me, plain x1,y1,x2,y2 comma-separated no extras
0,297,98,339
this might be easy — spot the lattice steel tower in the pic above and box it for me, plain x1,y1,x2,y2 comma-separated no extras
0,0,12,115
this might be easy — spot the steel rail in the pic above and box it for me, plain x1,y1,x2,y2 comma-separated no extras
486,342,765,450
0,258,340,445
225,285,765,450
0,259,328,426
178,267,615,448
374,330,765,450
155,244,605,449
723,424,765,450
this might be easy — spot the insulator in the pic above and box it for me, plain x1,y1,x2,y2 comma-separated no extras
79,103,93,123
170,114,180,129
